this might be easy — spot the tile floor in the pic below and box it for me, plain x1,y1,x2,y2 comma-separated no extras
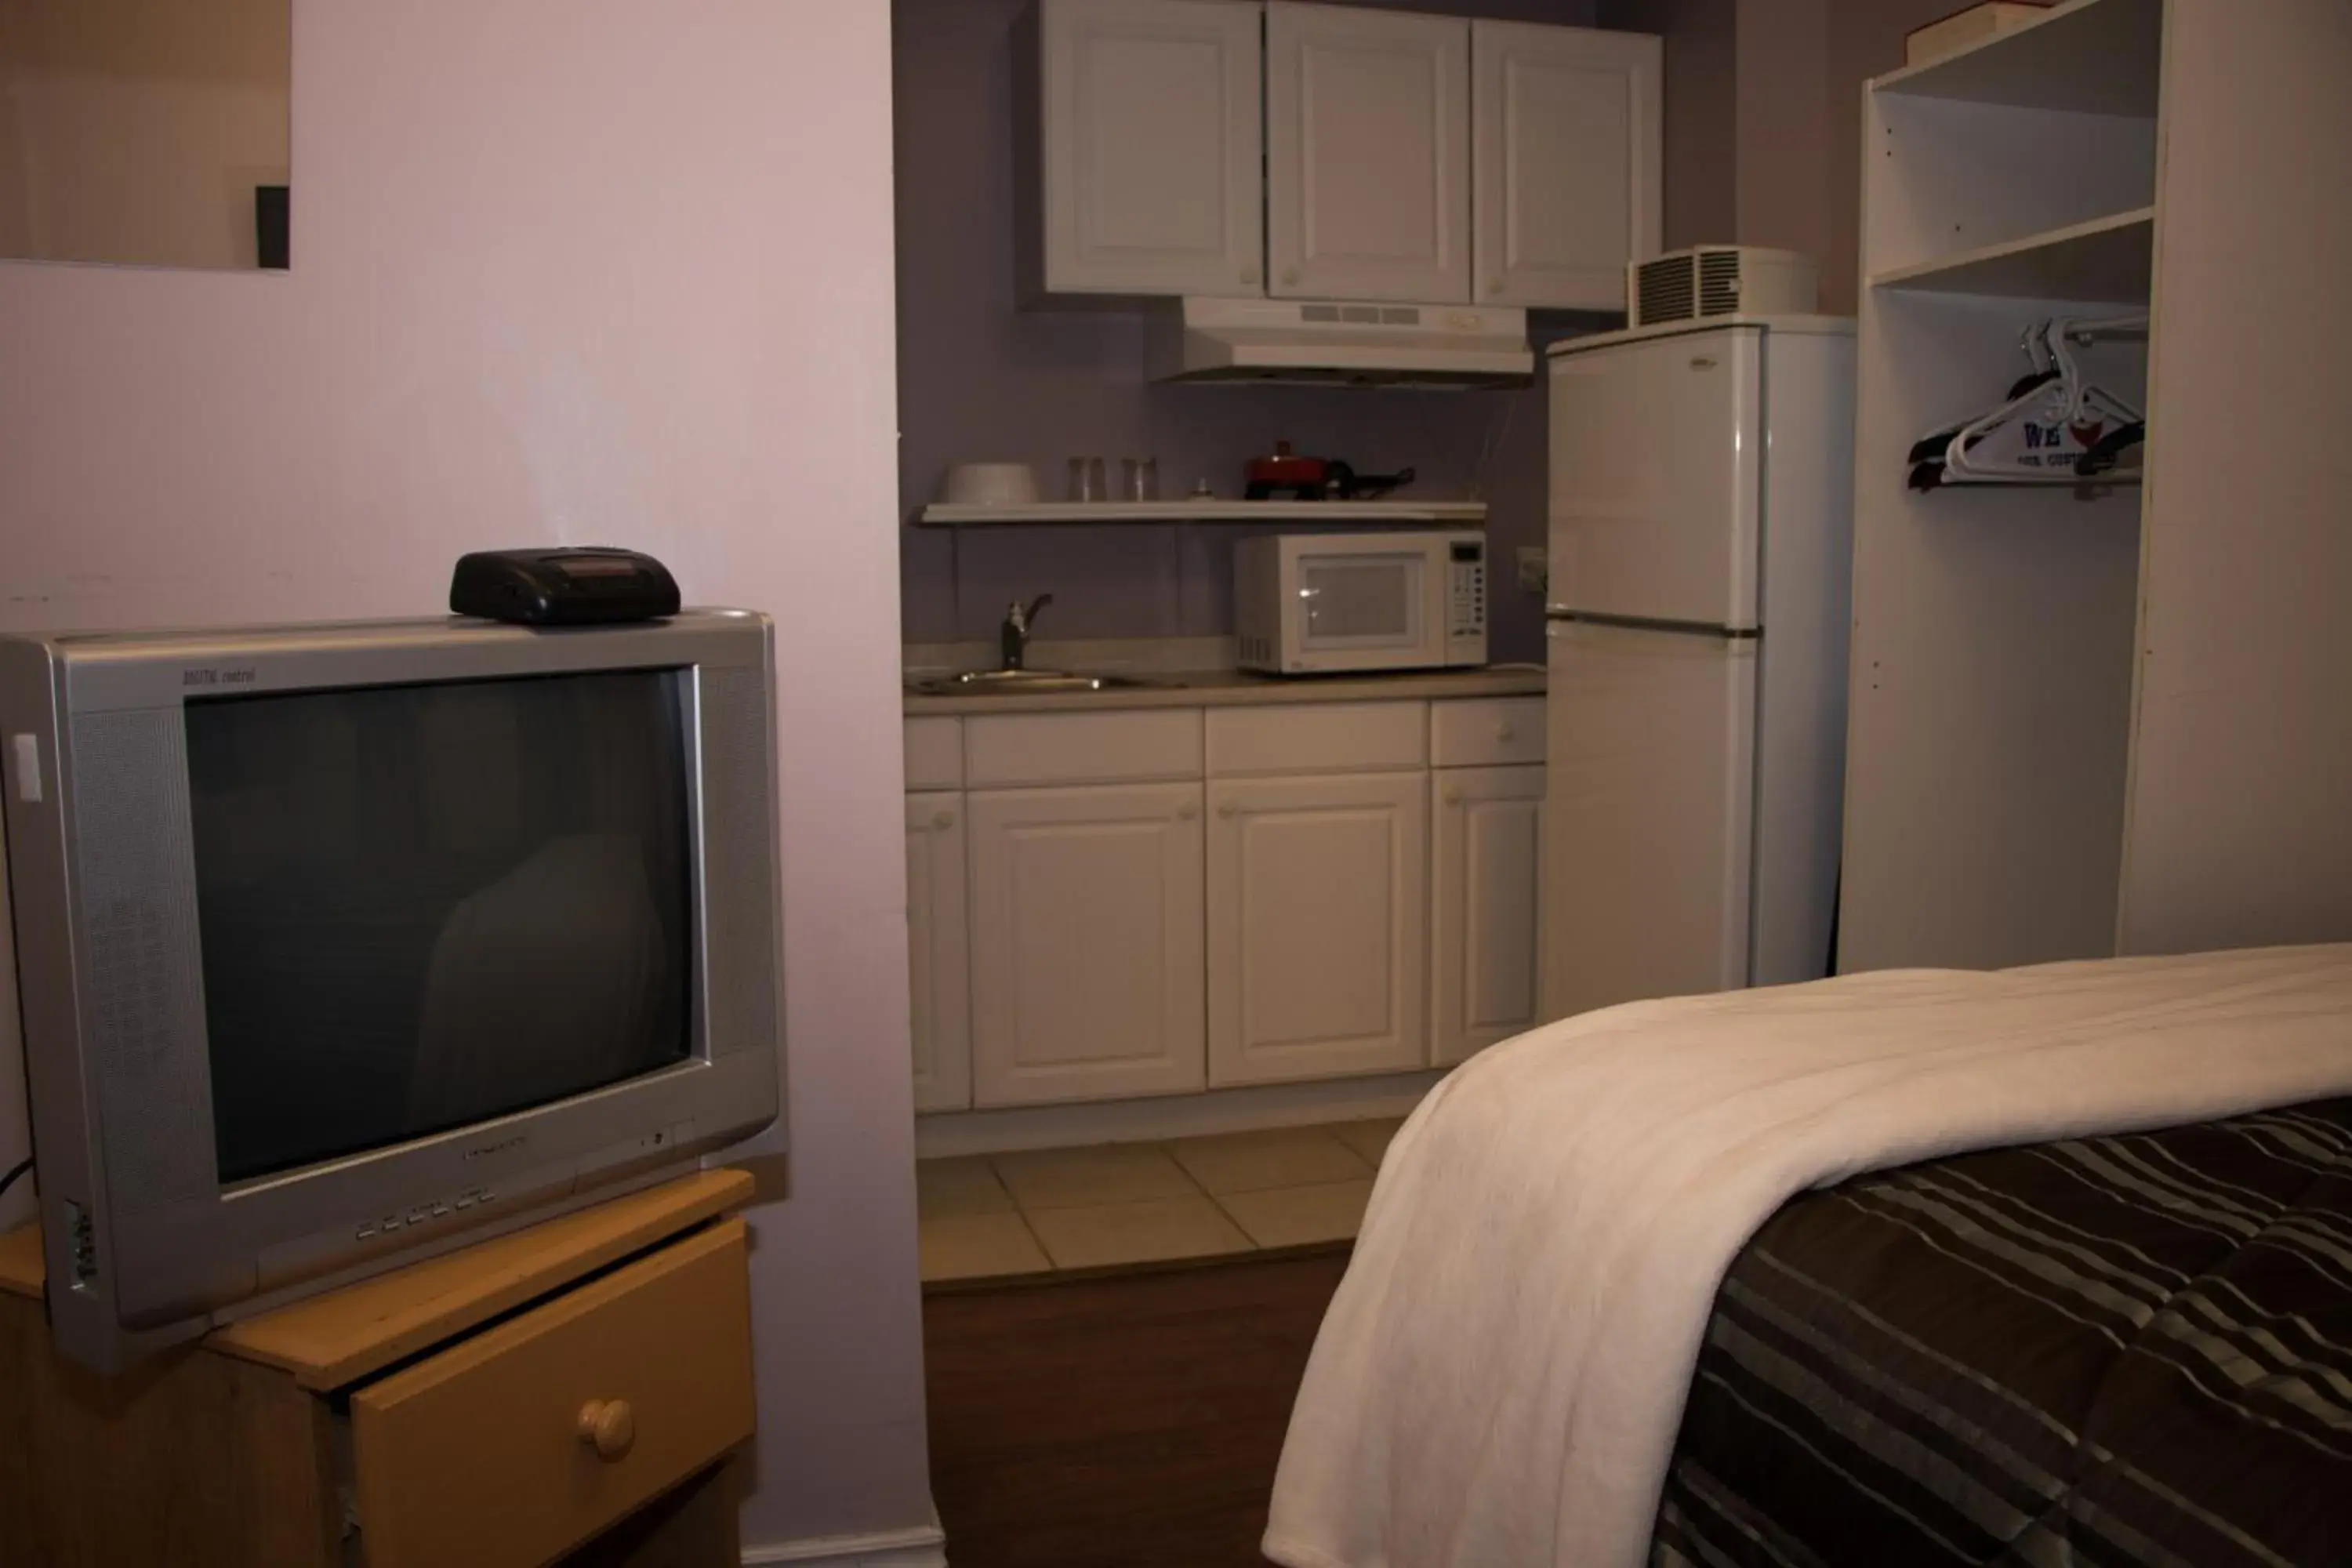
916,1117,1406,1284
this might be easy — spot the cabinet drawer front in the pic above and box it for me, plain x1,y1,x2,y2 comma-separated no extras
905,717,964,790
1266,2,1472,303
906,792,974,1113
1432,764,1546,1065
965,709,1203,786
1469,20,1661,310
1207,702,1427,775
968,782,1207,1107
1431,696,1545,768
1037,0,1265,298
1207,771,1429,1085
352,1221,754,1568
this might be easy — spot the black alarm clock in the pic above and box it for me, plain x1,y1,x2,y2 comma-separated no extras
449,547,681,626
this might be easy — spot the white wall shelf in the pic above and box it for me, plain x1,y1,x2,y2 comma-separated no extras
917,499,1488,527
1871,207,2154,305
1874,0,2161,117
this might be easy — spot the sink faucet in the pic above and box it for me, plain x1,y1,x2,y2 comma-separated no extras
1001,593,1052,671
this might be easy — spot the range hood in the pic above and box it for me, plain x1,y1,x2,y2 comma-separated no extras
1145,297,1534,388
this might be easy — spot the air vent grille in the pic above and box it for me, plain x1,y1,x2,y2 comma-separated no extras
1697,249,1743,316
1635,256,1695,325
1629,247,1819,327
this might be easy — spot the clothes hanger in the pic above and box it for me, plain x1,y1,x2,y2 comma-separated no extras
1911,317,2146,490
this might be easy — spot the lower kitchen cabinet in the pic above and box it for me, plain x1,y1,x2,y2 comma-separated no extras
967,782,1208,1107
906,791,973,1112
1206,771,1428,1087
1431,764,1545,1065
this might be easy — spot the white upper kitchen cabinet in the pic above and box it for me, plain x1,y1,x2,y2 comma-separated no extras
1207,771,1428,1086
1430,764,1545,1067
1265,3,1472,303
1471,20,1660,311
906,792,973,1113
1022,0,1265,299
967,782,1208,1108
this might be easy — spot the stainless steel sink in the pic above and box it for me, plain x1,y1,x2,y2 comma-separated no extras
906,669,1164,696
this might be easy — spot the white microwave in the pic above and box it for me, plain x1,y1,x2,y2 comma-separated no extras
1235,530,1488,674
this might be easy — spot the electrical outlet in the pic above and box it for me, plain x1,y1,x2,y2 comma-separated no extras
1515,546,1548,595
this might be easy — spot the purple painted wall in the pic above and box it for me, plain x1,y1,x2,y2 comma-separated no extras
1599,0,1958,310
1595,0,1733,250
892,0,1609,665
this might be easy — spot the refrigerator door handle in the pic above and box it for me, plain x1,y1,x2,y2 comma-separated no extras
1552,609,1759,640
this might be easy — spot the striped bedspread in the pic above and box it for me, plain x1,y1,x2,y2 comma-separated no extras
1657,1098,2352,1567
1268,947,2352,1568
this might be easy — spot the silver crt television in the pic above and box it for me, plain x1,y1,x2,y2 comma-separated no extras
0,612,782,1371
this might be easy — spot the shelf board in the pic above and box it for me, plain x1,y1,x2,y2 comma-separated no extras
1871,207,2154,305
1874,0,2161,118
916,499,1489,527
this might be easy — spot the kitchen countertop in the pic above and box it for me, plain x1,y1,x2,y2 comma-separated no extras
902,665,1546,717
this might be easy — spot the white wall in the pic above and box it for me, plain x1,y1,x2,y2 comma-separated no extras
0,0,932,1552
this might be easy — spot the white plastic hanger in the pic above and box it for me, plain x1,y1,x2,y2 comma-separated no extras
1918,317,2147,488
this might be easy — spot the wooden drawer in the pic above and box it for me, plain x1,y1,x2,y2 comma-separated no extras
1431,696,1545,768
351,1220,754,1568
904,717,964,790
1207,702,1427,776
964,709,1203,787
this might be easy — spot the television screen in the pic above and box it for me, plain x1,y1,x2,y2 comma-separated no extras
185,670,695,1182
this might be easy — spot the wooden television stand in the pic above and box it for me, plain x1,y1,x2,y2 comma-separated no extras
0,1168,758,1568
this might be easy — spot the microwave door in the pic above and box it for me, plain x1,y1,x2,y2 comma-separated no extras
1293,550,1432,671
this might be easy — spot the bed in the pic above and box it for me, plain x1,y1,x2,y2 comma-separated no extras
1264,946,2352,1568
1657,1094,2352,1566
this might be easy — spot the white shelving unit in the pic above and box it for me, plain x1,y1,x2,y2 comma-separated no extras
1869,206,2154,305
1869,0,2161,114
1838,0,2352,971
916,499,1489,527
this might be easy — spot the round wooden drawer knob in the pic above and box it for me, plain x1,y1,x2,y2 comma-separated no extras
578,1399,636,1462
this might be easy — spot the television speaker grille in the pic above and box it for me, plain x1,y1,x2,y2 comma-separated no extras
71,710,216,1218
695,664,779,1065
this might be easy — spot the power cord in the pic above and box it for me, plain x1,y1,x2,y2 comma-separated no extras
0,1157,31,1201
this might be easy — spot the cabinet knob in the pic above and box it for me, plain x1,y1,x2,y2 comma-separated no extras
931,809,956,830
1496,723,1516,743
578,1399,636,1462
1487,278,1504,296
1177,800,1199,820
1280,267,1300,287
1217,801,1238,818
1240,266,1259,285
1443,784,1464,806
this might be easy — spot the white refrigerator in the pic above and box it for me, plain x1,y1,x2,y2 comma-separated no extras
1541,317,1857,1021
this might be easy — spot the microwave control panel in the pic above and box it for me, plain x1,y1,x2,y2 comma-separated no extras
1448,539,1487,637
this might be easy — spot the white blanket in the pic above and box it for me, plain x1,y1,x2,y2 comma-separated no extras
1265,945,2352,1568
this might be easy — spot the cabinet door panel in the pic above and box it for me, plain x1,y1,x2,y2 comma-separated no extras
1207,772,1427,1085
1432,766,1544,1066
1472,22,1661,310
1036,0,1264,298
969,784,1206,1107
1267,4,1470,303
906,793,971,1113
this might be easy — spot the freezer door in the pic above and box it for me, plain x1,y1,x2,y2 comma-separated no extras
1542,619,1756,1021
1547,325,1763,629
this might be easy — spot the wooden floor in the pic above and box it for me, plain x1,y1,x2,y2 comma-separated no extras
923,1247,1353,1568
